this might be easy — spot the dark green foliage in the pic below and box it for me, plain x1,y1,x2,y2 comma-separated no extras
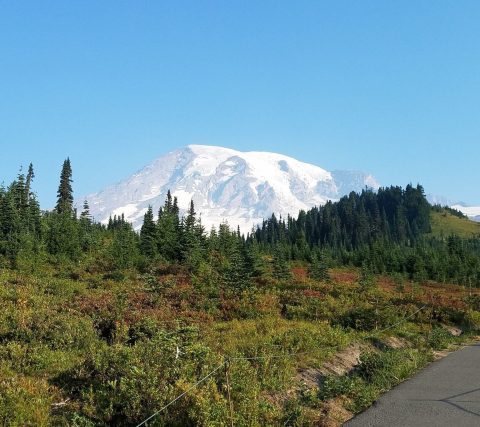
180,199,206,270
109,221,139,269
431,204,467,219
250,185,480,287
80,200,91,224
0,168,43,265
139,206,157,258
272,245,291,280
0,190,21,263
337,305,399,331
223,239,251,292
0,159,479,290
254,185,431,248
78,200,97,252
358,263,376,291
309,251,330,282
157,191,181,261
427,327,453,350
46,211,81,259
56,158,74,215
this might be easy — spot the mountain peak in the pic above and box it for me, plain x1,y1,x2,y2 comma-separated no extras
79,145,380,233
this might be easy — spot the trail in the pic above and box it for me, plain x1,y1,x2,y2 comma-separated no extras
346,343,480,427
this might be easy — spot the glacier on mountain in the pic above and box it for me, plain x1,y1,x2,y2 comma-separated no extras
78,145,382,233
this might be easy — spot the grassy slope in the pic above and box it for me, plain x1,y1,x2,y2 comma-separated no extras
429,211,480,238
1,265,479,426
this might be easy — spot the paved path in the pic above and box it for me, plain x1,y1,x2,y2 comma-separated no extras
345,343,480,427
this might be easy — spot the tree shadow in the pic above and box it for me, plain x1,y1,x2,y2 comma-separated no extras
410,387,480,417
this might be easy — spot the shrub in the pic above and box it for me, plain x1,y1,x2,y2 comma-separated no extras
463,310,480,331
427,328,453,350
337,306,399,331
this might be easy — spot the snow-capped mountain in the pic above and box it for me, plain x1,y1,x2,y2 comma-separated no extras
78,145,381,233
451,205,480,222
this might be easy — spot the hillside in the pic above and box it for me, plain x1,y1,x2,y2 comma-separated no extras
1,265,478,426
430,211,480,237
2,162,480,426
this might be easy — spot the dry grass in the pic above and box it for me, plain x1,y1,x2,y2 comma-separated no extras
430,211,480,238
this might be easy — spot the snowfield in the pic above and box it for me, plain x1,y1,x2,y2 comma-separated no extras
77,145,382,233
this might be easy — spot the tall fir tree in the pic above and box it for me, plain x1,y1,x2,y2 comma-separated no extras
56,158,74,215
110,221,139,269
80,200,91,224
0,191,21,263
157,192,181,261
223,238,251,292
78,200,94,252
272,245,291,280
47,158,80,258
178,200,206,270
25,163,35,199
140,206,157,258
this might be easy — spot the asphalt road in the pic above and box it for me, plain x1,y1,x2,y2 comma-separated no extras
345,343,480,427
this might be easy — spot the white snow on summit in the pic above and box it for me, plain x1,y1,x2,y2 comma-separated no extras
78,145,380,233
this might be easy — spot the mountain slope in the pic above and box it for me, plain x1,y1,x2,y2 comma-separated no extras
79,145,380,233
430,211,480,237
426,197,480,223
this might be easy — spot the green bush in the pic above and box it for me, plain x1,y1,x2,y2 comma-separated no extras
337,306,399,331
318,349,433,413
427,328,453,350
463,309,480,331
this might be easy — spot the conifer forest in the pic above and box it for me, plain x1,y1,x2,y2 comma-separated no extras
1,160,480,426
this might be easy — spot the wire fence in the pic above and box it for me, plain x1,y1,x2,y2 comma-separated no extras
135,302,430,427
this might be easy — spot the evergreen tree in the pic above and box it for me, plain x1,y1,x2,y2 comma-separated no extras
180,200,205,270
0,191,21,264
140,206,157,258
245,239,263,277
11,170,28,218
80,200,91,224
184,200,196,233
309,251,330,282
272,245,291,280
25,163,35,199
110,221,139,269
47,159,80,258
56,158,74,215
46,211,80,259
79,200,94,252
223,239,251,292
358,262,376,291
26,193,42,242
157,192,181,261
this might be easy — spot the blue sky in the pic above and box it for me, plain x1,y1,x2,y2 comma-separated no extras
1,1,479,207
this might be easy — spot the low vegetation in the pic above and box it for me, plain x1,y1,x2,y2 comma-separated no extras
1,160,479,425
1,265,477,426
430,210,480,238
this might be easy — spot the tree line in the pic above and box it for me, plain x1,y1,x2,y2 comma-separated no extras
251,186,480,285
1,159,479,287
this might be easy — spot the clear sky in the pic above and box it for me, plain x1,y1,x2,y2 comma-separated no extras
1,1,479,207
